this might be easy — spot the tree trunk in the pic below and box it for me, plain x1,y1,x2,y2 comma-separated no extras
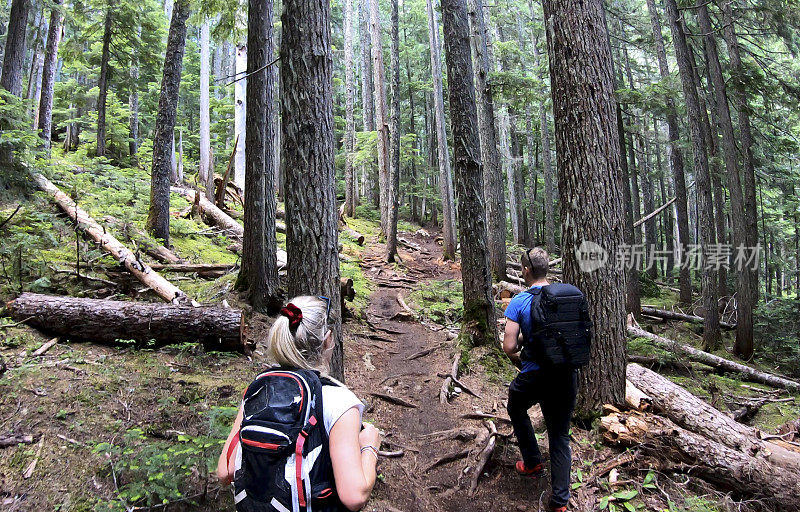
618,105,641,316
386,0,400,261
129,38,140,158
467,0,506,279
234,42,247,190
8,293,243,350
343,0,357,217
200,21,213,201
146,0,191,246
627,326,799,391
37,0,63,151
236,0,279,314
369,0,390,235
640,306,735,329
542,0,627,416
640,117,657,279
440,0,496,346
645,0,691,303
721,2,759,305
697,4,753,358
666,0,721,352
359,0,376,209
281,0,343,380
601,410,800,511
96,8,113,157
425,0,457,260
0,0,30,96
403,16,419,224
32,172,188,304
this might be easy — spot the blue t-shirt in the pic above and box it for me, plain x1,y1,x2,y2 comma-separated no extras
504,285,543,373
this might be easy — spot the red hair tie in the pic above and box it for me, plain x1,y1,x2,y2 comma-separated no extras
280,303,303,330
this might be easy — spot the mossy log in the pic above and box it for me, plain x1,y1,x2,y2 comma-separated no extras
8,293,243,350
640,306,735,329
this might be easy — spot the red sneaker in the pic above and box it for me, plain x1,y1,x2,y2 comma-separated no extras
514,460,545,478
550,507,567,512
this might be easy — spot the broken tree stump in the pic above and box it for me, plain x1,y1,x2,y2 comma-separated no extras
628,325,800,392
31,172,188,304
7,293,243,350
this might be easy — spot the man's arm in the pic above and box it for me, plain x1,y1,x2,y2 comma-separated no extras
503,319,522,368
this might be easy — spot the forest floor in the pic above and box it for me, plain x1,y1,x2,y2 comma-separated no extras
2,164,800,511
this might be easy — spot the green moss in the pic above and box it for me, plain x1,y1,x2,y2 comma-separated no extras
407,279,463,326
475,344,517,384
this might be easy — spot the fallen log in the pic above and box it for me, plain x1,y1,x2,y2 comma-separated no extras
31,172,188,304
624,379,651,411
626,363,800,472
7,293,243,350
601,411,800,511
344,228,365,245
0,434,34,448
102,216,182,265
641,306,735,330
493,280,526,299
628,325,800,392
172,186,244,239
147,263,237,273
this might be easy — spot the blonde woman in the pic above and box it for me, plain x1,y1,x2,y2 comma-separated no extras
217,296,380,512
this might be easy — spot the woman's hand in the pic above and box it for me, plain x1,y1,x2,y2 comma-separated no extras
359,422,381,450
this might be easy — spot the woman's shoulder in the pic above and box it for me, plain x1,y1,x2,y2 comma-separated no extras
320,379,364,433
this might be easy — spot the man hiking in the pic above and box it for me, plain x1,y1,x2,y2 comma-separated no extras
502,247,592,512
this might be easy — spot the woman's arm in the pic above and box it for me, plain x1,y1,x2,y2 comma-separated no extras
328,407,380,511
216,407,243,485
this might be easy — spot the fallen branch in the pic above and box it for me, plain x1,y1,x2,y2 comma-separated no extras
7,293,244,350
103,216,182,265
344,228,365,245
460,413,512,424
440,352,460,404
640,306,735,330
0,434,34,448
369,392,417,409
628,325,800,392
31,172,187,304
423,448,470,472
0,204,22,231
31,338,58,357
582,450,637,486
396,293,417,318
633,197,676,228
468,421,498,496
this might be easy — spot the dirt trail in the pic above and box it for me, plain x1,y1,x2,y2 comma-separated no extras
343,230,552,512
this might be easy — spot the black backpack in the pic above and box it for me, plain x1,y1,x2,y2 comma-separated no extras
230,368,347,512
522,283,593,369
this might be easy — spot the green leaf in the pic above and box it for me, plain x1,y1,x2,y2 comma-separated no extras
613,490,638,501
623,502,636,512
599,496,610,510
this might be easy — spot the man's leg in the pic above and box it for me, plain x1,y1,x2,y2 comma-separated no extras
539,370,578,508
507,371,543,468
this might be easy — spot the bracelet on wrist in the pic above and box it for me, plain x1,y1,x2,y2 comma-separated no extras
360,445,378,459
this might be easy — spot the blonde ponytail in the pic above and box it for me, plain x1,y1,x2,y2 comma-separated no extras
267,295,329,373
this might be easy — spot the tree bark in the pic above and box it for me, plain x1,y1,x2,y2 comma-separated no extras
542,0,627,415
645,0,691,302
425,0,457,260
37,0,63,151
128,33,140,159
627,326,800,391
199,21,212,201
601,410,800,511
386,0,400,262
8,293,243,350
146,0,191,246
281,0,343,380
236,0,279,314
666,0,721,352
32,172,188,304
467,0,506,279
96,8,113,157
440,0,496,346
618,105,641,317
343,0,357,217
369,0,390,235
0,0,30,96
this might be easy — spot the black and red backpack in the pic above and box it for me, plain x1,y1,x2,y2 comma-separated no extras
227,368,347,512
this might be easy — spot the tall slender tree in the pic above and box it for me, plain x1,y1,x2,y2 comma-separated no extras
665,0,721,352
425,0,457,260
441,0,496,346
281,0,343,380
146,0,191,246
238,0,279,313
386,0,401,261
369,0,390,235
343,0,357,217
542,0,627,415
199,20,213,201
234,40,247,190
96,8,113,157
467,0,506,280
359,0,376,208
37,0,63,151
1,0,31,96
697,4,753,357
645,0,691,301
